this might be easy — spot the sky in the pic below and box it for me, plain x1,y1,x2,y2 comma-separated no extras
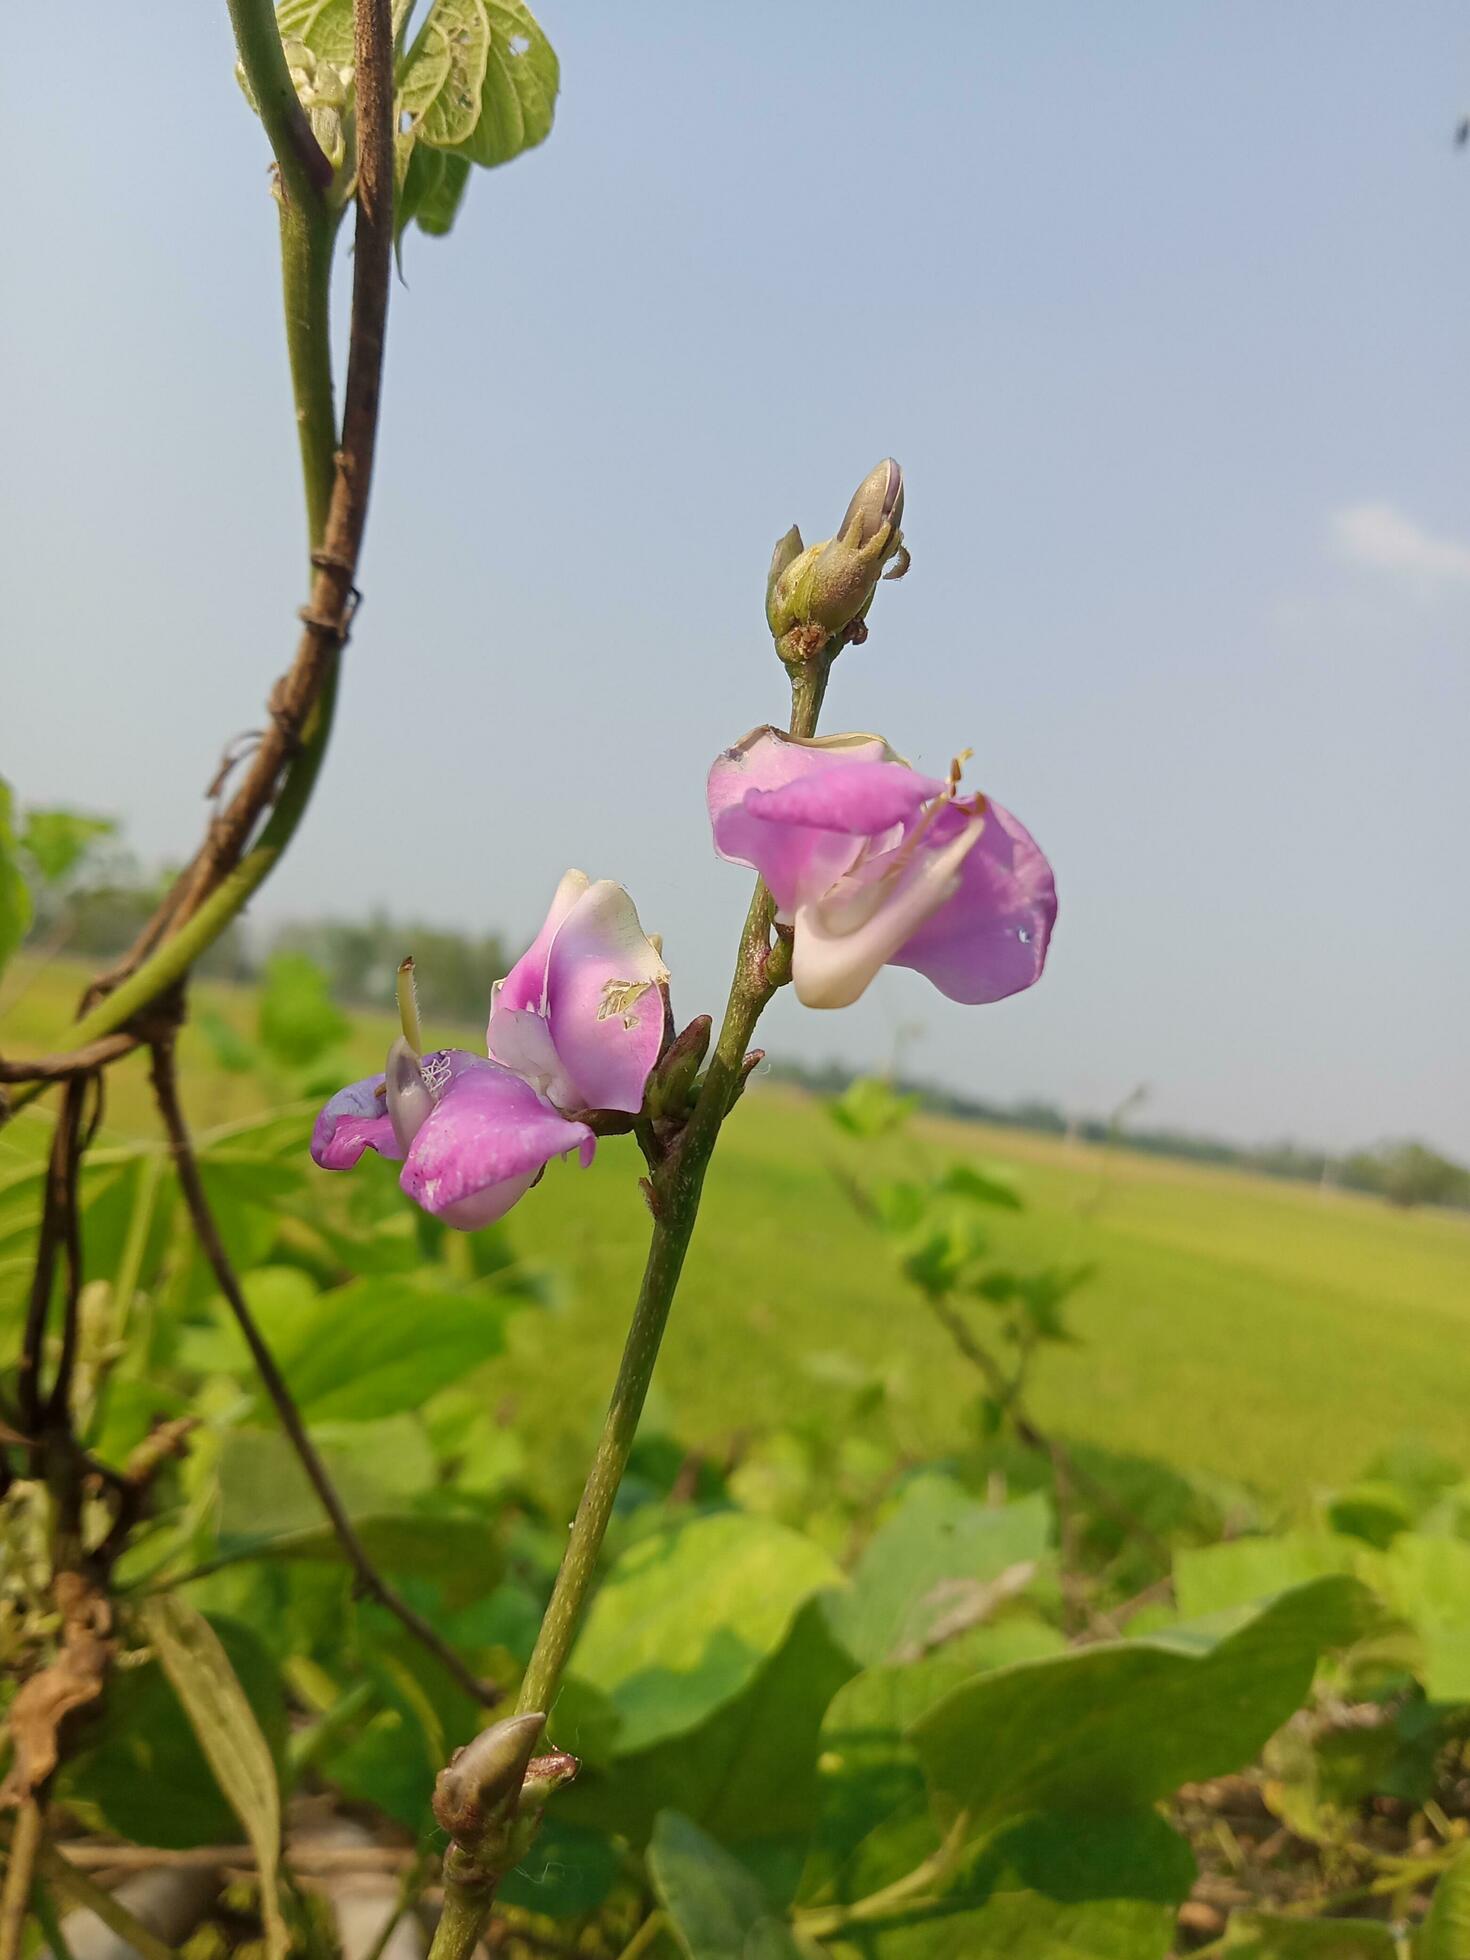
3,3,1468,1155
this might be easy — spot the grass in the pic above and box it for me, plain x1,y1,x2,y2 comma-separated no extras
4,956,1468,1501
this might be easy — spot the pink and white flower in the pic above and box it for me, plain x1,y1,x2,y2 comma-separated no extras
707,727,1056,1010
310,874,667,1229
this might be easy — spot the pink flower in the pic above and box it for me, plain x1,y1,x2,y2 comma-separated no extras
310,873,667,1229
707,727,1056,1010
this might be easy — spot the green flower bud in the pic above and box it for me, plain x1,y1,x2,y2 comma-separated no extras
433,1712,545,1846
765,459,907,661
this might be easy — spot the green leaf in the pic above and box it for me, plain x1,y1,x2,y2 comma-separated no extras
1377,1534,1470,1701
56,1618,285,1849
216,1418,437,1557
800,1620,1067,1911
823,1810,1194,1960
1419,1844,1470,1959
567,1512,844,1756
416,150,471,233
265,1274,509,1423
1204,1912,1397,1958
0,777,32,977
829,1078,919,1139
256,951,348,1068
139,1596,288,1960
1173,1533,1369,1620
17,807,117,886
912,1577,1378,1829
938,1162,1023,1211
829,1480,1049,1668
565,1596,856,1870
498,1818,620,1918
398,0,491,148
275,0,355,66
648,1811,805,1960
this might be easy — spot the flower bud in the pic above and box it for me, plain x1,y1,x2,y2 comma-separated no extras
765,459,907,659
432,1711,546,1845
644,1014,712,1120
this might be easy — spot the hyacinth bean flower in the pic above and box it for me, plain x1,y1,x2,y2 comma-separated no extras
311,874,668,1229
707,727,1056,1011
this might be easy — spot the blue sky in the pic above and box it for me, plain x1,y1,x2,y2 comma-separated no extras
3,3,1467,1153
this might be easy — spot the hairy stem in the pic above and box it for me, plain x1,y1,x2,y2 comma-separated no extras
148,1040,497,1708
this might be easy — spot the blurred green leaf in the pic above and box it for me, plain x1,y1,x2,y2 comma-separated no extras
257,951,349,1068
216,1418,436,1556
939,1162,1023,1211
0,777,33,976
913,1577,1378,1828
830,1479,1049,1668
140,1595,288,1960
1173,1534,1370,1621
649,1811,804,1960
499,1818,621,1919
822,1810,1194,1960
1378,1534,1470,1701
18,807,117,886
197,1010,260,1076
268,1274,509,1423
830,1078,919,1139
567,1512,844,1756
58,1617,285,1849
1419,1844,1470,1960
1202,1913,1397,1958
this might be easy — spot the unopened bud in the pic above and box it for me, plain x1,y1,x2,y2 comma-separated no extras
645,1015,712,1119
766,459,907,659
433,1712,545,1845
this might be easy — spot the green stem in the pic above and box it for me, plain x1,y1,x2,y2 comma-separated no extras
426,652,834,1960
279,197,340,548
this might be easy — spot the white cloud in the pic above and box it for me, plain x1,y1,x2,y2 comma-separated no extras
1330,502,1470,587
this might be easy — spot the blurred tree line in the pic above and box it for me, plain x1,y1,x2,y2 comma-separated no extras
771,1057,1470,1214
10,806,506,1027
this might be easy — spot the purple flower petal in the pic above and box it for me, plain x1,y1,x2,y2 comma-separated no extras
791,808,989,1009
311,1074,402,1169
491,869,590,1022
892,799,1058,1004
399,1056,595,1230
544,881,668,1114
707,727,900,914
745,760,944,836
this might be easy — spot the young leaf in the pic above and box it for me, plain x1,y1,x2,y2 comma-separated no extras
397,0,492,149
275,0,355,67
648,1811,804,1960
460,0,558,166
138,1595,288,1960
0,776,33,978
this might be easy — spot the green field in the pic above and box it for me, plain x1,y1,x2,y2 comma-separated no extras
4,958,1468,1501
